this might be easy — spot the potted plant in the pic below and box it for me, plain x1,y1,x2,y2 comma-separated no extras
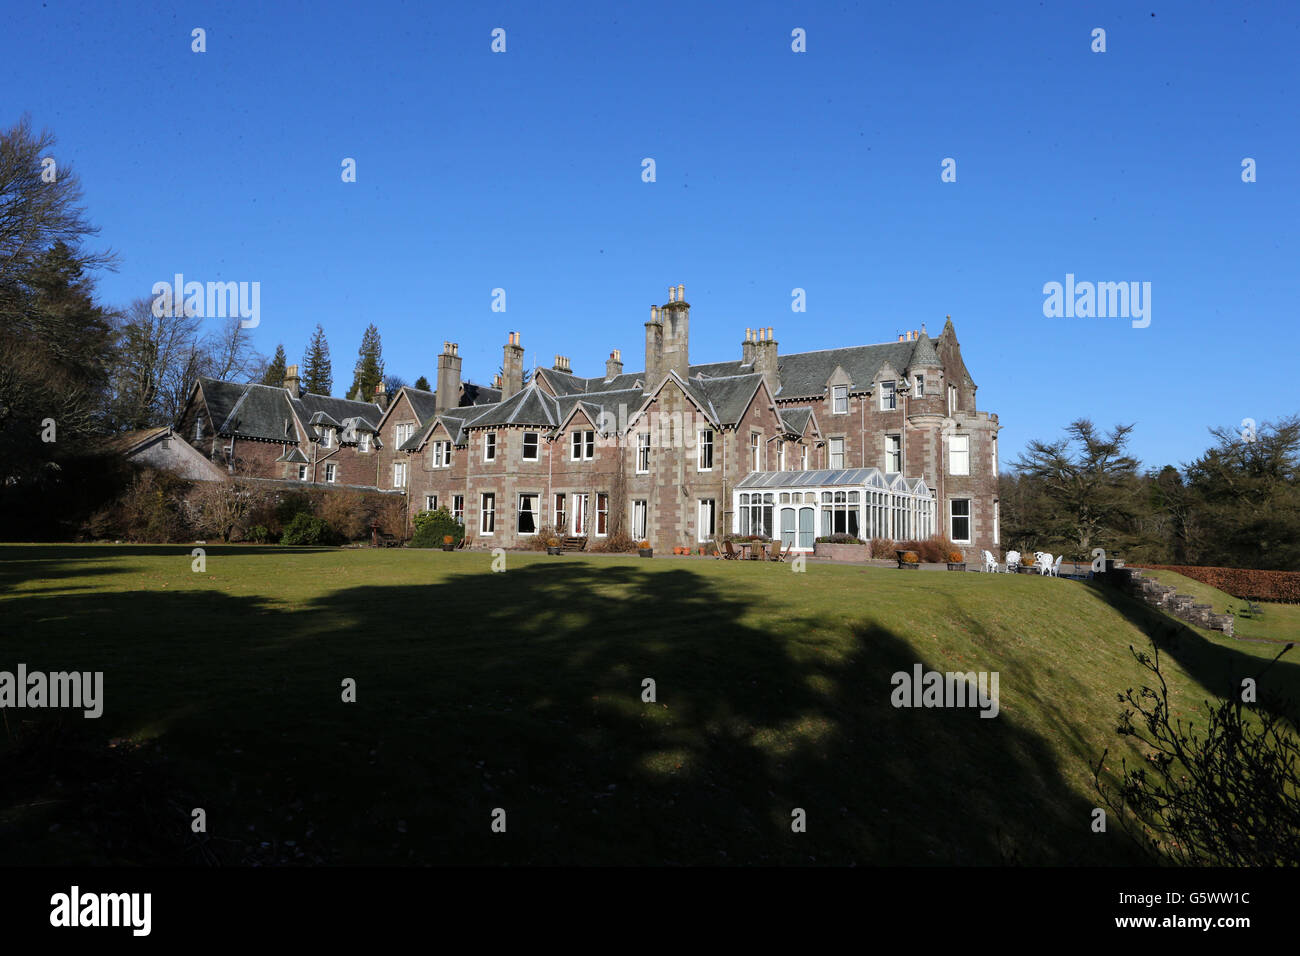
638,540,653,558
896,550,920,569
946,549,965,571
442,534,455,552
546,537,561,556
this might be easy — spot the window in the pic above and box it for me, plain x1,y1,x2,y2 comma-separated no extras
949,434,969,475
480,493,496,534
522,432,538,460
358,432,371,452
698,429,713,471
885,435,901,473
452,495,464,524
554,493,566,531
829,437,845,470
321,427,335,449
821,490,861,538
571,430,594,461
779,443,787,470
991,435,998,476
431,440,451,467
832,385,848,415
914,375,925,397
596,493,609,536
393,462,407,488
425,495,437,512
195,418,204,441
947,384,957,415
738,493,774,538
698,499,716,541
879,381,896,411
517,493,538,534
484,432,497,462
800,445,808,471
324,463,337,483
636,433,650,473
632,500,648,540
297,464,308,481
950,499,971,542
993,500,1000,545
394,422,414,447
750,434,761,472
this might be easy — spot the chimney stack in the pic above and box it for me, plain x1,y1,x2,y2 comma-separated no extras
553,355,571,373
605,348,623,379
742,328,756,365
435,341,462,413
502,332,524,397
644,304,664,392
283,364,301,399
659,281,690,383
753,326,780,393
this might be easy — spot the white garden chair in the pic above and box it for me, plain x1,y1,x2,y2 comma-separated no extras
982,550,998,573
1051,554,1063,577
1036,552,1054,575
1005,550,1021,573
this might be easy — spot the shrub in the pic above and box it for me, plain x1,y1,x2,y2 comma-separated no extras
280,513,337,546
816,534,865,545
590,530,638,553
1131,564,1300,604
410,508,464,549
91,468,190,542
901,551,920,564
248,524,272,544
523,523,562,551
897,535,958,564
869,538,896,559
274,491,314,527
317,490,371,542
947,550,965,564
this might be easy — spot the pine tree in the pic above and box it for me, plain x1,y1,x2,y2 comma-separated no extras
348,324,384,403
413,375,431,392
262,343,287,386
302,325,333,395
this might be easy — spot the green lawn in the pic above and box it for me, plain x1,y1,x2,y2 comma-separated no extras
1,544,1295,865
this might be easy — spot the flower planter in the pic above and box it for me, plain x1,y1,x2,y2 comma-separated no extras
946,562,966,571
638,549,653,558
546,546,561,556
441,544,455,552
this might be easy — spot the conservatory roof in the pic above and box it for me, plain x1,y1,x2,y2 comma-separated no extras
735,468,931,494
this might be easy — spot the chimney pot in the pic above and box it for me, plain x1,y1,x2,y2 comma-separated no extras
677,283,685,301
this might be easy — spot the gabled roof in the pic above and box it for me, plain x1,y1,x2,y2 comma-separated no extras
461,382,501,406
686,372,766,426
276,446,310,464
206,380,298,442
778,406,815,436
466,382,559,428
293,392,383,430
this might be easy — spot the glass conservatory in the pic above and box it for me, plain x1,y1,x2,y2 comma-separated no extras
733,468,935,552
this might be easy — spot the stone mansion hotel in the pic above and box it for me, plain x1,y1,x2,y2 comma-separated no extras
177,284,1001,555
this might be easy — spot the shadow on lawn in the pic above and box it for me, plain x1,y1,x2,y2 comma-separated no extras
1088,582,1300,728
0,558,1146,866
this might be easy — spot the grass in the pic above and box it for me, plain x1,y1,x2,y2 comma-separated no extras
1,544,1296,866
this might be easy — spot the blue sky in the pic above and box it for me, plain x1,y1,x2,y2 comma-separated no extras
6,0,1297,470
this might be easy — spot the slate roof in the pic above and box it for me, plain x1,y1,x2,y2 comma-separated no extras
778,406,814,436
528,337,929,402
461,382,501,406
468,383,560,427
196,377,383,443
401,387,440,424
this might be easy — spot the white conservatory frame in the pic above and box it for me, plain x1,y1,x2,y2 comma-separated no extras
732,468,935,552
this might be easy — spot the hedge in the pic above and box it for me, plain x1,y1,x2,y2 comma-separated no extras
1132,564,1300,604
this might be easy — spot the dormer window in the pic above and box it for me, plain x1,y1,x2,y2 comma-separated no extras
322,427,335,449
879,381,897,411
358,432,371,453
832,385,849,415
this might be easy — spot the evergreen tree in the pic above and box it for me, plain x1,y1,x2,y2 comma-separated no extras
413,375,431,392
348,324,384,403
262,343,287,386
301,325,332,396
